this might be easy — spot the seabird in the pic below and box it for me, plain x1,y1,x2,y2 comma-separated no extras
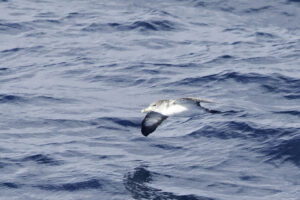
141,97,219,136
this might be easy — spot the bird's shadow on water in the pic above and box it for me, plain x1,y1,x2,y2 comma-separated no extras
123,166,215,200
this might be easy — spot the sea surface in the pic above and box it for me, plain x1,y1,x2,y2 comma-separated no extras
0,0,300,199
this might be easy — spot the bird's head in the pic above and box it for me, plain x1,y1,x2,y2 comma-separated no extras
141,100,169,113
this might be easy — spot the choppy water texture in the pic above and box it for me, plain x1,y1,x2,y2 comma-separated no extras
1,0,300,199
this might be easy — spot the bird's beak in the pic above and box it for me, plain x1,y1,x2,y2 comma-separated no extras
141,107,151,113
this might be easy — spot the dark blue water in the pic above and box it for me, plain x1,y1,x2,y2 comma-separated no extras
1,0,300,199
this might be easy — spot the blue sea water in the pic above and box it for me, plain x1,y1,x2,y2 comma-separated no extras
0,0,300,199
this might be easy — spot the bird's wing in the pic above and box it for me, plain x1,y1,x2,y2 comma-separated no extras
176,97,220,113
141,111,168,136
180,97,216,104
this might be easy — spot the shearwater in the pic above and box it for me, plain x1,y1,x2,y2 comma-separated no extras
141,97,219,136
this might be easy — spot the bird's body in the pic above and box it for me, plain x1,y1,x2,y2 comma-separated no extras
141,97,218,136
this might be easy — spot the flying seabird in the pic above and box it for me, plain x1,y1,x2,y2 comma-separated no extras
141,97,219,136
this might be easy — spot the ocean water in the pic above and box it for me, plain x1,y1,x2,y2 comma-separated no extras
0,0,300,199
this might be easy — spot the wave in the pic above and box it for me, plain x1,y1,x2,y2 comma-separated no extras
169,71,300,99
151,144,183,150
186,121,296,140
0,161,9,169
264,136,300,167
36,179,102,191
187,121,300,167
22,154,61,165
244,6,272,13
95,117,140,128
204,55,235,64
1,47,24,53
0,182,19,189
82,20,177,32
2,45,43,53
0,94,26,104
0,94,72,105
88,72,168,87
0,22,32,35
274,111,300,117
254,31,276,38
239,56,279,64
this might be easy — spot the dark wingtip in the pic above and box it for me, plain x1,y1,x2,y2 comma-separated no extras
141,128,151,137
140,111,167,137
141,121,157,136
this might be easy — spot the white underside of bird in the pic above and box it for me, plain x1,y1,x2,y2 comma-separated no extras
140,97,218,136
